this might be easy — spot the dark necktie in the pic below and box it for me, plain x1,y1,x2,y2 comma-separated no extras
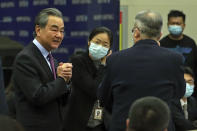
47,53,56,79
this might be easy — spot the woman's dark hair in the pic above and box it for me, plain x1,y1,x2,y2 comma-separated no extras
88,26,113,47
184,66,194,78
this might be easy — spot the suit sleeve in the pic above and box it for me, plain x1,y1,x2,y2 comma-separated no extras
0,84,8,115
13,54,68,106
97,55,113,113
172,53,186,99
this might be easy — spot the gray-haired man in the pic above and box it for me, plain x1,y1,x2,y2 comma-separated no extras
98,10,185,131
13,8,72,131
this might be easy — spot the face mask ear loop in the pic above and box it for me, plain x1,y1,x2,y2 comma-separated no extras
107,48,110,55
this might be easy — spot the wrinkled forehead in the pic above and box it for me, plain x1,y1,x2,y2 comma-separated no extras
46,16,64,28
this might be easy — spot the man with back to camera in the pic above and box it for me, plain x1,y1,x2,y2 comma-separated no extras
12,8,72,131
126,96,170,131
98,10,185,131
160,10,197,98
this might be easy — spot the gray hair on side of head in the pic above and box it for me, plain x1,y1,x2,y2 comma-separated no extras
134,10,163,38
33,8,63,37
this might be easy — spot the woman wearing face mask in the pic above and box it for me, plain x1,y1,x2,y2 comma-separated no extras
171,66,197,131
63,27,113,131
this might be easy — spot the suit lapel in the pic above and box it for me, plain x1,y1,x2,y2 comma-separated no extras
31,43,54,80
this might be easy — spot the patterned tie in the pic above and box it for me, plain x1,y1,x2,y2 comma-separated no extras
47,53,56,79
183,104,188,119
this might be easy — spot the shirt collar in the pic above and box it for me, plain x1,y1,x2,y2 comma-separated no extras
180,99,187,107
33,38,50,58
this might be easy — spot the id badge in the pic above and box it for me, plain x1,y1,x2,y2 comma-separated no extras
94,108,103,120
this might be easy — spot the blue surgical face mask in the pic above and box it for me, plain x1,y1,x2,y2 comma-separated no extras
89,42,109,60
168,25,182,36
184,83,194,98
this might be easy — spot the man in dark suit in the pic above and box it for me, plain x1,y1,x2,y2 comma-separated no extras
12,8,72,131
171,67,197,131
98,10,185,131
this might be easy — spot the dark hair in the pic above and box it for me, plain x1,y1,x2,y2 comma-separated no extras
34,8,63,37
35,8,63,28
128,96,170,131
88,26,113,47
0,115,24,131
168,10,186,23
184,66,194,78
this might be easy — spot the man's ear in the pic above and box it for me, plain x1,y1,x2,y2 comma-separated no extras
135,29,140,39
133,29,141,44
35,25,41,37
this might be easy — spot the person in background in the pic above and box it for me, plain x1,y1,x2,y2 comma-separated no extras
98,10,185,131
12,8,72,131
171,66,197,131
64,26,113,131
160,10,197,98
126,96,170,131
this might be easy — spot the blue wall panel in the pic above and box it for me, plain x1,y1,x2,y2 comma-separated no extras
0,0,119,62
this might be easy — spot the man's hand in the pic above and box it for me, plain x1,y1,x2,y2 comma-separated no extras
57,62,72,83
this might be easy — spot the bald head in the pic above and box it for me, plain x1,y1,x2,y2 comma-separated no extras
134,10,163,38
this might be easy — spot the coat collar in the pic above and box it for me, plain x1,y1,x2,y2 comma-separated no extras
133,39,159,47
31,43,54,80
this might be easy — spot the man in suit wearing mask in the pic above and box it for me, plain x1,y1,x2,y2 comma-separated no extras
171,67,197,131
